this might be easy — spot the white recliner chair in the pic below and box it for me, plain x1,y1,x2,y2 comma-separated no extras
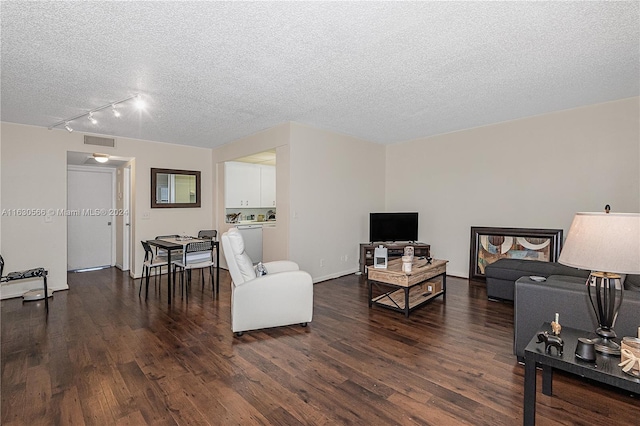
221,227,313,336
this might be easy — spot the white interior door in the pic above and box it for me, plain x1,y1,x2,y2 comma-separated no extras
68,167,114,271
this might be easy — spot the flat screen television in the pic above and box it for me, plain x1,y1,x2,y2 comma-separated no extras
369,212,418,242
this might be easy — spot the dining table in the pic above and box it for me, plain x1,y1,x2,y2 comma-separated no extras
146,236,219,305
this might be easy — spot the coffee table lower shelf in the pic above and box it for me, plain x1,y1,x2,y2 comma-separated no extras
371,285,444,315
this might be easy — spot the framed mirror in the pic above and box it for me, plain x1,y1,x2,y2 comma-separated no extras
151,168,201,208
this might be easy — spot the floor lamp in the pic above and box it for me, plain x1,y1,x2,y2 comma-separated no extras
558,212,640,355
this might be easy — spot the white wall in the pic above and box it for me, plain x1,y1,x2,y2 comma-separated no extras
0,123,213,298
386,97,640,278
289,122,386,281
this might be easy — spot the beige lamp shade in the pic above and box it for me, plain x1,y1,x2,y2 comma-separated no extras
558,212,640,274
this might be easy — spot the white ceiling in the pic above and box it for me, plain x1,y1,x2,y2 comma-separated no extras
1,2,638,149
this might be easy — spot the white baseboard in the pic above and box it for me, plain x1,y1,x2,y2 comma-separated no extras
0,282,69,300
313,267,359,284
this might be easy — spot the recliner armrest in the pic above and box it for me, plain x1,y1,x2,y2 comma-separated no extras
235,269,311,288
261,260,300,274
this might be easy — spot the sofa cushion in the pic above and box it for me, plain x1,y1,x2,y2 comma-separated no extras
624,274,640,292
485,258,592,301
547,273,640,292
546,275,587,285
485,258,591,281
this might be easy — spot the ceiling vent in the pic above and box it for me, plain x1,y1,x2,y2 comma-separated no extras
84,135,115,148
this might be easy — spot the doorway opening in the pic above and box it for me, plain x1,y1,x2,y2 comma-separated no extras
66,152,133,273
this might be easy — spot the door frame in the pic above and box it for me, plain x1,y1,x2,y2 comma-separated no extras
122,165,131,271
67,165,117,269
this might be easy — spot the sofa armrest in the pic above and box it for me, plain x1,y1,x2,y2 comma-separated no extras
514,276,640,359
514,277,596,359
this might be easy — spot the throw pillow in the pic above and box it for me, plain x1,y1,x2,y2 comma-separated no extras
256,262,268,276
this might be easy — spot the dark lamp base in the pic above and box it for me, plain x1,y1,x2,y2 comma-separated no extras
592,336,621,356
587,272,624,356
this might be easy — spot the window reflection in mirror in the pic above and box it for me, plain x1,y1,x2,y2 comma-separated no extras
151,168,201,208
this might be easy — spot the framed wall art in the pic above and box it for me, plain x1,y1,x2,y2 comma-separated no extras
469,227,563,281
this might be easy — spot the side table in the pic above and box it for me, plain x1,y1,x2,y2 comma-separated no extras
523,322,640,426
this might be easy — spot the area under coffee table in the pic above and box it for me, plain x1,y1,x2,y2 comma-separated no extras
367,258,447,317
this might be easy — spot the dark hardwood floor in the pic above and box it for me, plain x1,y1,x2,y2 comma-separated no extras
1,268,638,425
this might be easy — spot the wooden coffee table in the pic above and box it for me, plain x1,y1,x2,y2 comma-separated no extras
367,258,447,317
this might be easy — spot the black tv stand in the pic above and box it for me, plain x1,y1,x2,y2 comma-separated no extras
359,242,431,274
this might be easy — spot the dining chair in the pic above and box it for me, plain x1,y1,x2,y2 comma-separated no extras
140,241,170,300
154,235,183,262
173,240,216,299
193,230,217,289
197,229,217,240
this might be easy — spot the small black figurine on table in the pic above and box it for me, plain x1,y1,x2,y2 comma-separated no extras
537,313,564,355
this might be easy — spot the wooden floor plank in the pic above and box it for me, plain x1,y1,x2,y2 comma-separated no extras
57,385,86,426
2,267,639,425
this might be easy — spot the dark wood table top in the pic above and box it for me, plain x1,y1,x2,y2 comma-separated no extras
525,322,640,394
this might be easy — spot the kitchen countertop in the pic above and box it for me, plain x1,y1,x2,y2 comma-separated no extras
228,220,277,225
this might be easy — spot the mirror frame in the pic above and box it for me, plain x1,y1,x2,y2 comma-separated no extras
151,168,201,208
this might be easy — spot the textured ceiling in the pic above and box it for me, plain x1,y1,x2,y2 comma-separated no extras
1,2,638,149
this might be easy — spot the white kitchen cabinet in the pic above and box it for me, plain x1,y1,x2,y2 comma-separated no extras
260,165,276,207
225,162,261,208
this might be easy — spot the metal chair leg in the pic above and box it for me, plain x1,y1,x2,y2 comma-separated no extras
139,267,145,297
145,268,151,300
43,274,49,313
210,266,214,297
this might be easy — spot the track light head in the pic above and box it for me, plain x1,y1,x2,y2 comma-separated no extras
88,112,97,124
64,122,73,132
134,94,145,110
111,104,121,118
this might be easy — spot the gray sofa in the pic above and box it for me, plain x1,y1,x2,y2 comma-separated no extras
514,275,640,360
483,258,640,360
485,258,590,301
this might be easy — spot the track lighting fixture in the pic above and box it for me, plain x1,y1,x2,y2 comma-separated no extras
47,93,142,131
